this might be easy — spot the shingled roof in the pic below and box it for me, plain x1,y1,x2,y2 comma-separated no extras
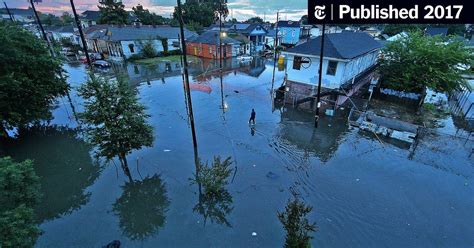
188,31,241,45
285,32,382,60
85,25,197,41
425,27,448,37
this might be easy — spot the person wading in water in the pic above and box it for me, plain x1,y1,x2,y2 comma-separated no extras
249,109,256,125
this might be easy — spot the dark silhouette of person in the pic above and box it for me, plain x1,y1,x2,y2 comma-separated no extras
249,109,256,125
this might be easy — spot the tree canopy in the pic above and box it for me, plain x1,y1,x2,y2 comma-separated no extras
132,4,167,25
78,75,153,182
278,197,317,248
98,0,129,25
379,31,472,95
245,16,263,23
0,157,41,248
173,0,228,30
0,21,68,136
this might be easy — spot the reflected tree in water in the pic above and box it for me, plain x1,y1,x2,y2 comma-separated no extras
2,125,101,222
191,156,234,227
112,174,170,240
78,75,153,182
278,197,317,248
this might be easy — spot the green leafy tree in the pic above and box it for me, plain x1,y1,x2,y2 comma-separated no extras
382,24,424,36
98,0,129,25
0,21,68,137
191,156,233,226
140,40,157,58
299,15,308,25
379,31,472,109
39,13,63,26
113,174,170,240
78,75,153,182
278,197,317,248
0,157,41,248
173,0,228,28
246,16,263,23
132,4,166,25
60,12,74,25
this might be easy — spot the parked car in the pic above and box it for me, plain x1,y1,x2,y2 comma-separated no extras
79,55,96,63
92,60,110,68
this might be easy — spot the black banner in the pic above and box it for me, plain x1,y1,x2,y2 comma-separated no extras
308,0,473,24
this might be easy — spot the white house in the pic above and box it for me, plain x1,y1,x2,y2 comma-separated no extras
281,32,382,109
84,25,196,60
45,26,79,44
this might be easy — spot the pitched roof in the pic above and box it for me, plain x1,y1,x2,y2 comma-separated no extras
0,8,34,16
188,31,241,45
426,27,448,37
278,20,300,27
285,32,382,59
45,25,76,33
85,25,197,41
80,10,101,21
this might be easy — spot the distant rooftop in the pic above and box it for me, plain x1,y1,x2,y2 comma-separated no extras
84,25,197,41
285,32,382,60
188,31,241,45
277,20,300,27
0,8,34,16
425,27,448,37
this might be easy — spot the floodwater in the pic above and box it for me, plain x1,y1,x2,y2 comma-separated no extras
2,57,474,247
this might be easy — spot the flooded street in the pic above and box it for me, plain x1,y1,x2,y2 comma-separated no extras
3,58,474,247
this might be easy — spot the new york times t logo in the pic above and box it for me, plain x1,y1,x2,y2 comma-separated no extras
314,5,326,20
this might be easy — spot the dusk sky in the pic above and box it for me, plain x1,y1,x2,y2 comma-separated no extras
5,0,307,22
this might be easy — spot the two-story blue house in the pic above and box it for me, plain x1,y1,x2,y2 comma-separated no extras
280,32,382,109
278,20,301,46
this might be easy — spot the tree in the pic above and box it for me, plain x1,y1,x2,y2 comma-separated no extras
78,75,153,182
39,13,63,26
382,24,424,36
140,40,157,58
60,12,74,25
379,31,472,109
0,157,41,248
191,156,234,226
98,0,129,25
246,16,263,23
113,174,170,240
299,15,308,25
0,21,68,137
278,197,317,248
173,0,228,28
132,4,166,25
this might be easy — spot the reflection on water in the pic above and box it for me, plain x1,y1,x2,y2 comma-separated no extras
112,174,170,241
102,56,268,86
276,107,350,162
2,125,101,222
192,156,234,227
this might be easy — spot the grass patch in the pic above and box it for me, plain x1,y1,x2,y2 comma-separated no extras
135,55,183,65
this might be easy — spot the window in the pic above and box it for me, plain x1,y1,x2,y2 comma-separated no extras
128,43,135,53
293,56,302,70
326,60,338,76
209,45,213,54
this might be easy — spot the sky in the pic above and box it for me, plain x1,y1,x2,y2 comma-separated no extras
4,0,307,22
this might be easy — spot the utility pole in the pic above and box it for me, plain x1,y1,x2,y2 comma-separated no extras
271,11,279,92
29,0,47,41
219,0,225,112
177,0,198,148
3,2,14,22
70,0,92,67
314,23,326,128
